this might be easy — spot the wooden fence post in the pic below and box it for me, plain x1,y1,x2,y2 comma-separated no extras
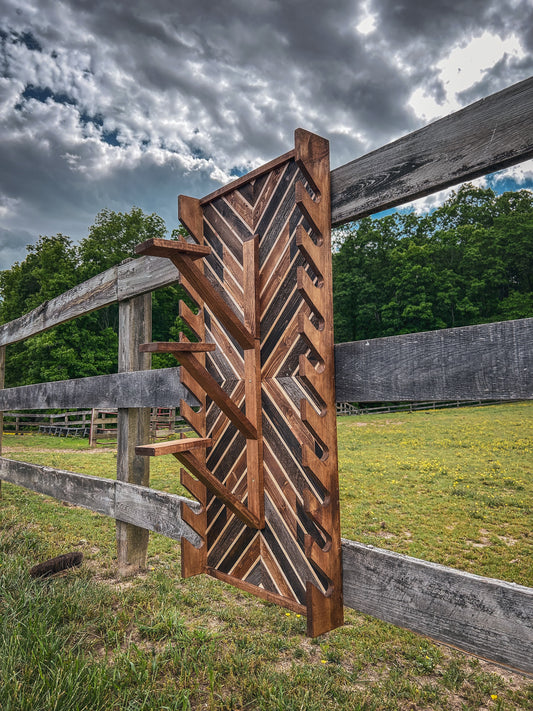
116,292,152,575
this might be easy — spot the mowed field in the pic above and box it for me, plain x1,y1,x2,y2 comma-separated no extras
0,402,531,710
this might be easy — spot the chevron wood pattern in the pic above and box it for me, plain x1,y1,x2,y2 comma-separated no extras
136,130,343,635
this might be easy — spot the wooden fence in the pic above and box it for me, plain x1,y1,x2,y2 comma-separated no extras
0,77,532,672
2,407,188,442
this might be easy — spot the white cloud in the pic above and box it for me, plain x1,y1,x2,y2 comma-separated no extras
408,31,526,121
0,0,532,271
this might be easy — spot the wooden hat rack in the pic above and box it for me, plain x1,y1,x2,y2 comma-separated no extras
135,129,343,636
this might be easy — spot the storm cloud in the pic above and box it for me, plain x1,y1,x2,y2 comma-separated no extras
0,0,532,269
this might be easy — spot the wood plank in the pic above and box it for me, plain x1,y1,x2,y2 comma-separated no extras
116,293,152,573
174,450,263,529
116,255,179,301
140,342,216,353
198,150,295,205
0,368,196,410
334,318,533,402
0,457,201,547
135,237,211,260
136,437,212,457
0,255,179,347
341,539,533,674
331,76,533,223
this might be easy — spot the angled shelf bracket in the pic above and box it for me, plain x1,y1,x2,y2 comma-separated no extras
135,129,343,636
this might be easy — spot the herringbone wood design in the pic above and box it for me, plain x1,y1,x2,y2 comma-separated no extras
176,131,343,635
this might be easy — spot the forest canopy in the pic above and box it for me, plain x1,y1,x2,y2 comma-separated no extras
0,207,189,387
332,184,533,343
0,185,532,387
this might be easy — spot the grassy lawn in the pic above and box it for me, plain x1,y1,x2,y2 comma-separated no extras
0,402,531,710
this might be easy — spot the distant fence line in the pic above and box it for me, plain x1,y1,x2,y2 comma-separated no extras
2,407,189,444
335,399,512,416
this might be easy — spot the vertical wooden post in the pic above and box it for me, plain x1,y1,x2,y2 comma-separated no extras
89,408,96,447
0,345,5,498
116,293,152,575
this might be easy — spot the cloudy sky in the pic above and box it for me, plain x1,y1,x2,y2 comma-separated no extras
1,0,532,271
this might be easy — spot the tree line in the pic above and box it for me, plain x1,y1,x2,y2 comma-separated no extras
0,208,189,387
0,185,532,387
333,185,533,343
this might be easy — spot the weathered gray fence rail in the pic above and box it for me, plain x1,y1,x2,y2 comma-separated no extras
0,368,194,410
0,255,178,347
0,457,201,546
331,75,533,223
1,455,531,673
335,318,533,402
1,77,532,673
341,540,533,674
2,318,529,411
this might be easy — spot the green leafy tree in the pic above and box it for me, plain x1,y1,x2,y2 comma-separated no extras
333,185,533,343
0,208,192,385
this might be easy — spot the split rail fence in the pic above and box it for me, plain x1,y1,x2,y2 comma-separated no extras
0,77,532,672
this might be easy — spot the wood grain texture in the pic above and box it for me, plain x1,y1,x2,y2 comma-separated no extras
341,539,533,674
0,457,202,547
135,238,211,260
0,255,178,347
335,318,533,402
169,130,343,635
135,437,212,457
116,294,152,573
331,76,533,224
0,368,196,410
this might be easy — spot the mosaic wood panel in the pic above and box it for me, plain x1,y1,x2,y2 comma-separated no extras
136,130,343,636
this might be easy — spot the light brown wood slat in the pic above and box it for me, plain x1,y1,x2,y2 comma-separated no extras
174,450,262,529
139,342,216,353
174,198,209,580
135,237,211,260
169,252,255,351
295,130,343,637
135,437,212,457
175,351,257,440
199,149,296,205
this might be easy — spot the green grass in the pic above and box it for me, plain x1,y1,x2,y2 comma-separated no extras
0,403,532,709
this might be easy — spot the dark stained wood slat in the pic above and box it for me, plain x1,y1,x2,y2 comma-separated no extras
331,76,533,224
334,318,533,402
